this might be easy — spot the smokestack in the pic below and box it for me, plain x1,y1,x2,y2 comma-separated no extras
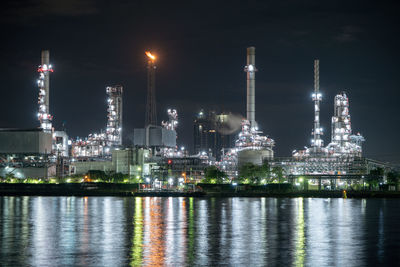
245,47,256,128
41,50,50,118
37,50,53,133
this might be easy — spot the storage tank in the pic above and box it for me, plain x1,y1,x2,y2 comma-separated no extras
237,148,273,166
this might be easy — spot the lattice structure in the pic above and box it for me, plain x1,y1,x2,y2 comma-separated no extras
106,85,123,148
235,120,275,150
145,51,157,127
71,133,107,158
161,109,184,157
311,59,324,152
161,109,178,131
326,92,364,157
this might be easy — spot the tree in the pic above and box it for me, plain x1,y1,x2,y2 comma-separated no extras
88,170,109,182
239,163,258,184
387,171,400,191
272,166,284,183
112,172,125,183
238,162,272,185
202,166,227,184
367,167,384,190
260,162,272,183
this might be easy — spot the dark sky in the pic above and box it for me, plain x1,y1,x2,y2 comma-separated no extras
0,0,399,164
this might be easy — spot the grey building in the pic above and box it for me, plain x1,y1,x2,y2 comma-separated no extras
0,128,54,178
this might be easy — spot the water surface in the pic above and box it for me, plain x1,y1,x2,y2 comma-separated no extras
1,196,399,266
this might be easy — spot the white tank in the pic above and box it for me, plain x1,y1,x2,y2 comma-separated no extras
237,148,273,166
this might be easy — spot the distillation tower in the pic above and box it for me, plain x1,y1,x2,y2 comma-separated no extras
145,51,157,127
106,85,123,148
71,86,123,158
326,92,364,157
288,60,366,175
37,50,53,133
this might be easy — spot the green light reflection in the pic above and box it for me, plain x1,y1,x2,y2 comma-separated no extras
130,197,143,267
295,198,306,267
187,197,195,265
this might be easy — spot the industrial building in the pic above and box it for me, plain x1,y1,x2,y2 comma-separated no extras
0,51,60,179
0,48,394,183
70,148,149,177
0,128,54,178
71,85,123,158
193,110,237,160
219,47,275,177
267,59,381,189
134,52,177,154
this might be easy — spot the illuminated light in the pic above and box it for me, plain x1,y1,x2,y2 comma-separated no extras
145,51,156,61
248,64,254,72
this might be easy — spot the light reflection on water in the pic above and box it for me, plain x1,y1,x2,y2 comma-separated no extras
1,196,399,266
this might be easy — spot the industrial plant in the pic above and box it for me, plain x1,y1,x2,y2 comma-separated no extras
0,47,392,188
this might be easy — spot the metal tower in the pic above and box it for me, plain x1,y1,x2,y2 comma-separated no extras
311,59,323,152
106,85,123,148
326,91,365,156
145,51,157,127
331,92,351,147
37,50,53,133
244,47,257,128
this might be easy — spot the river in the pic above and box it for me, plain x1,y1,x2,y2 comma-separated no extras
0,196,399,266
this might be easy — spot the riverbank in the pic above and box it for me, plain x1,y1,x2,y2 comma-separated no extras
1,183,400,198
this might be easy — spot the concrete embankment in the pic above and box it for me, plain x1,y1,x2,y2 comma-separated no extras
0,183,399,198
0,183,205,197
0,183,139,196
204,191,400,198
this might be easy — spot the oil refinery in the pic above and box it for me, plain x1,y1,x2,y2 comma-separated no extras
0,48,392,186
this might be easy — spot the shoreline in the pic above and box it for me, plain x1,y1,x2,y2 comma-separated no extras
0,183,399,198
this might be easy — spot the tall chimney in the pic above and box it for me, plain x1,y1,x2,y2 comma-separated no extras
37,50,53,132
245,47,256,128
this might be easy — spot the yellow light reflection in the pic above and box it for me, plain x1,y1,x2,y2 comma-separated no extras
131,197,143,266
140,198,165,266
295,198,306,267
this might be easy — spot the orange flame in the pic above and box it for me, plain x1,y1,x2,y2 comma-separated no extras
145,51,156,61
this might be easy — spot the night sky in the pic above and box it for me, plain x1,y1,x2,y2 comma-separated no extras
1,0,399,164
